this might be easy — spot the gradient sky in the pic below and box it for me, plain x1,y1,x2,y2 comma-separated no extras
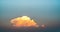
0,0,60,25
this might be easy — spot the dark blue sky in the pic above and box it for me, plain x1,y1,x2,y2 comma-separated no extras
0,0,60,25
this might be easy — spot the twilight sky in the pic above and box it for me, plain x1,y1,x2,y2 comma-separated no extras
0,0,60,25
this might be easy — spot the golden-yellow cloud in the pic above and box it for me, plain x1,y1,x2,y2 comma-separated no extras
10,16,39,27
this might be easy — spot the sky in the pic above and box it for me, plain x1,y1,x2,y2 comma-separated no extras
0,0,60,25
